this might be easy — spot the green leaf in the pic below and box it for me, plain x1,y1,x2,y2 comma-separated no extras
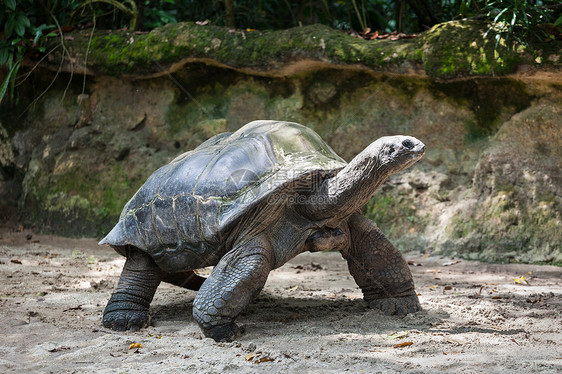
0,48,9,65
0,62,19,103
510,10,517,28
493,8,509,24
459,0,471,16
14,21,25,37
18,13,31,29
5,13,15,38
33,30,43,45
554,15,562,27
5,0,16,10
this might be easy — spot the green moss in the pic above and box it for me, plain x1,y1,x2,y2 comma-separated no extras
447,215,479,239
445,187,562,265
418,20,523,79
363,192,426,238
22,155,146,236
47,19,559,80
167,93,229,136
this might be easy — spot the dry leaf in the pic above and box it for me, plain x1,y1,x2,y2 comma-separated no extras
383,331,409,340
128,343,142,350
244,353,274,363
254,356,274,363
393,342,413,348
442,260,460,266
512,276,529,285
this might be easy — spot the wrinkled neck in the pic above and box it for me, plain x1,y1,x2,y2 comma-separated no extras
299,143,390,221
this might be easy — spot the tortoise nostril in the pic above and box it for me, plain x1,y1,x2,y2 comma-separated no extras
402,139,415,149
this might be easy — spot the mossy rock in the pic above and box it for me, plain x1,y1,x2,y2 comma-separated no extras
41,20,560,80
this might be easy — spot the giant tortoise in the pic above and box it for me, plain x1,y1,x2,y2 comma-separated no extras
100,120,425,341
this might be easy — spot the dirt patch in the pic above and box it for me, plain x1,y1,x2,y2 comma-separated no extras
1,227,560,373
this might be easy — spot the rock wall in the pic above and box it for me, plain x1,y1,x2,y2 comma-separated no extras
1,21,560,264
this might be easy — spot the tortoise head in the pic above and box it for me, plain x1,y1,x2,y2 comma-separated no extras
299,135,425,221
372,135,425,175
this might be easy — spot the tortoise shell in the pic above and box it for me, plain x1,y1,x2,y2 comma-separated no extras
100,120,346,272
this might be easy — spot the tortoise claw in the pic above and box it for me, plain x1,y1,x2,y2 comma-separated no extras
369,294,421,316
203,323,243,342
103,310,151,331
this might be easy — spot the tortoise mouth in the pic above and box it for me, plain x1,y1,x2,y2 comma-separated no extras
404,142,425,156
400,143,425,163
392,144,425,172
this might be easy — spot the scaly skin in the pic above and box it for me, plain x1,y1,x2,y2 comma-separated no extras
192,236,273,341
343,213,420,315
102,247,163,331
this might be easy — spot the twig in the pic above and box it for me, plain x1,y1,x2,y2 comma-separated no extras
15,44,62,87
83,1,97,95
17,4,74,118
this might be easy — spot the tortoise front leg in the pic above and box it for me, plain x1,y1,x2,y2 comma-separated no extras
343,213,421,315
103,246,163,331
192,236,273,342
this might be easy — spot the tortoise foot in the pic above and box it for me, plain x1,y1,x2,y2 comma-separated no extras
369,294,421,316
102,309,151,331
204,323,243,342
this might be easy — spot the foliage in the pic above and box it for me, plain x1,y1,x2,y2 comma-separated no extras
479,0,560,47
1,1,560,103
0,0,55,102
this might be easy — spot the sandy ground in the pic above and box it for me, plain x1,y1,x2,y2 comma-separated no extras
0,227,561,374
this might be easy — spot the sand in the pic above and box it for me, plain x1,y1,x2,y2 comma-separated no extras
0,227,560,373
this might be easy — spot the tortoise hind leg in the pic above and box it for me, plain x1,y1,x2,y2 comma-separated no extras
342,213,421,315
103,246,163,331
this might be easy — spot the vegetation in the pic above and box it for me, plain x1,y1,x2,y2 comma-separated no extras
1,1,561,102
